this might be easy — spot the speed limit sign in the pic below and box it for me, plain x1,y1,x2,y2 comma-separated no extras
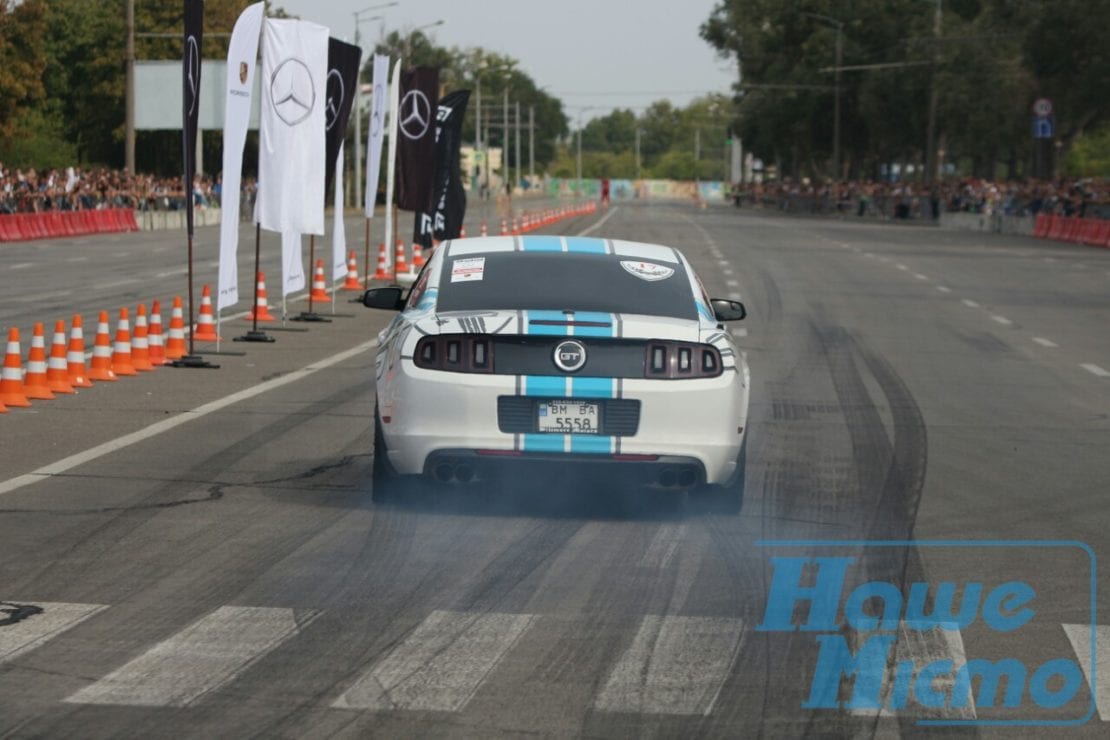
1033,98,1053,117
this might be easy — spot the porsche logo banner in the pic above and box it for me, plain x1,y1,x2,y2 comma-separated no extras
394,66,439,212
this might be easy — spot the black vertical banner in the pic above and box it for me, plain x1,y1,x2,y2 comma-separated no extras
395,66,439,212
325,38,362,193
182,0,203,238
414,90,470,248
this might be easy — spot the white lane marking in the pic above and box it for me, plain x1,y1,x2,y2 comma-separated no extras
65,606,317,707
1032,337,1059,348
733,327,748,337
726,279,739,287
94,278,139,290
722,267,733,276
863,252,875,258
717,260,729,268
155,267,189,279
1062,623,1109,721
66,256,88,263
849,621,975,719
10,262,34,270
574,205,619,236
152,247,169,253
727,292,742,301
896,264,909,271
640,524,688,569
962,299,981,308
0,602,107,665
13,290,72,304
936,286,951,293
332,610,536,711
913,273,928,281
595,615,745,716
1081,363,1110,378
113,252,130,258
991,315,1013,326
1044,257,1057,263
0,338,377,497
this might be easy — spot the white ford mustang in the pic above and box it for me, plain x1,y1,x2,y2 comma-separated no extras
362,235,751,511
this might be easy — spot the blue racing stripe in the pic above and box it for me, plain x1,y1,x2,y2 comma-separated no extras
570,434,613,454
570,311,615,337
571,376,615,398
523,433,565,452
523,375,567,397
521,235,564,252
564,237,607,254
525,309,570,335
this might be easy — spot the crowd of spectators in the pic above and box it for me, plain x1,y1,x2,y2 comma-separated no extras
735,176,1110,221
0,163,226,214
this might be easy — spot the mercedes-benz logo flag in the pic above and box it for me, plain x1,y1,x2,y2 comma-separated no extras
182,0,204,238
394,66,439,212
325,38,362,193
413,90,470,249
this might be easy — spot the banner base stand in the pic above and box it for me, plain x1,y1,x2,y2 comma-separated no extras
234,330,276,343
291,312,331,323
170,354,220,369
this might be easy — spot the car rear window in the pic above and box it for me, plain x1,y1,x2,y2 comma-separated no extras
435,252,698,320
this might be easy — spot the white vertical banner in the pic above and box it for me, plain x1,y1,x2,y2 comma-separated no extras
281,230,305,299
257,18,329,236
364,53,391,218
382,58,402,258
217,2,265,311
331,142,347,280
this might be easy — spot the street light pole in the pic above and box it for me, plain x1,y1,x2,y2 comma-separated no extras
924,0,942,182
126,0,135,173
528,105,534,188
515,101,521,193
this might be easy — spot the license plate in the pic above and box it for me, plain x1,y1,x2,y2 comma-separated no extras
537,400,599,434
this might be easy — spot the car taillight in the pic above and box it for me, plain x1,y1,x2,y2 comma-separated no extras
645,341,722,379
414,335,494,373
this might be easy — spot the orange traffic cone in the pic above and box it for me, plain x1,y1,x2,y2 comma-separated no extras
500,218,508,236
393,240,409,276
480,221,488,237
67,314,93,388
309,259,331,303
412,242,425,270
131,304,154,371
0,328,31,407
193,285,220,342
165,297,186,360
372,243,391,281
87,311,117,382
148,300,166,366
46,320,75,394
342,251,362,290
111,307,137,377
247,272,276,321
23,323,56,400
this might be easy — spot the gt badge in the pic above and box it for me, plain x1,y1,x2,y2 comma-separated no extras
553,340,587,373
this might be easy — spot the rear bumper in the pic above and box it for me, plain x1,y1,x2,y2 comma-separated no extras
423,449,706,489
379,363,749,484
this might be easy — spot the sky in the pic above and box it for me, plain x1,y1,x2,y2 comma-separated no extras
274,0,737,124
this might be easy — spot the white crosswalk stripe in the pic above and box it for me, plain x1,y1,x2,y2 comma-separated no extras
848,620,975,719
0,601,107,665
1062,623,1110,721
332,610,536,712
595,615,746,716
64,606,318,707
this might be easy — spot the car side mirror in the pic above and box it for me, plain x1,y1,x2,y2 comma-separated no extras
361,287,405,311
710,298,746,321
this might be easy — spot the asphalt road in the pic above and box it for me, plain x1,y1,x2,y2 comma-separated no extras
0,201,1107,737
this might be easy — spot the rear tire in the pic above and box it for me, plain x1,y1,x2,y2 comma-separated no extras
372,404,398,503
697,438,746,515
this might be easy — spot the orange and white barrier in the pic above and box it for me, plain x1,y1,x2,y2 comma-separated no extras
131,304,154,371
23,323,55,400
165,297,187,360
148,300,166,366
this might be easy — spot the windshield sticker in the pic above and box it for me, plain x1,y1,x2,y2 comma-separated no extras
621,260,675,282
451,257,485,283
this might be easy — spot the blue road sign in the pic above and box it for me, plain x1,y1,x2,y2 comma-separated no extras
1032,116,1054,139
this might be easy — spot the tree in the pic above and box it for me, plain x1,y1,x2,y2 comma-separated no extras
0,0,48,146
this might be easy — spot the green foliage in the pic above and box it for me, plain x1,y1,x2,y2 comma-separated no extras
0,0,47,143
1063,125,1110,177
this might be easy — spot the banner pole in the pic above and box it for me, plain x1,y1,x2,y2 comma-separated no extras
364,217,371,288
235,222,274,342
